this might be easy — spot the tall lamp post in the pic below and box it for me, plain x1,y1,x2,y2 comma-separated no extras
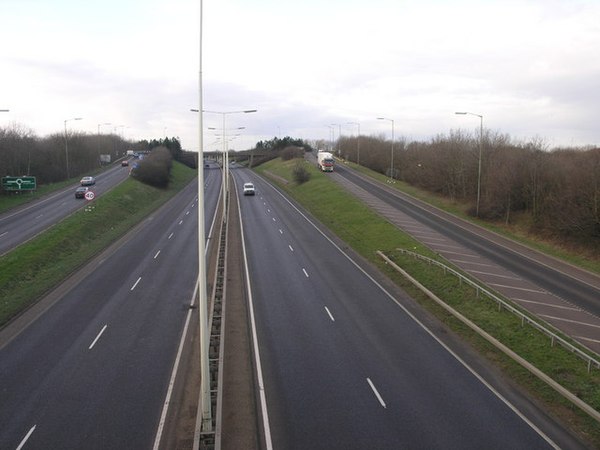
201,110,256,203
208,125,246,214
192,107,256,437
330,123,341,156
325,125,334,151
193,0,211,434
64,117,83,179
347,122,360,165
377,117,395,180
97,122,111,134
455,111,483,217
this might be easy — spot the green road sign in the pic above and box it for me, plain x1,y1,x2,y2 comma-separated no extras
2,176,37,191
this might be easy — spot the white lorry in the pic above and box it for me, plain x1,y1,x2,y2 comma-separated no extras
317,151,335,172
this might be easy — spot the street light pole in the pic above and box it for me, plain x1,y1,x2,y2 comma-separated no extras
325,125,334,151
455,111,483,217
194,0,213,436
193,106,256,434
97,122,111,134
377,117,395,180
207,124,246,219
330,123,342,156
347,122,360,165
203,110,257,219
64,117,83,179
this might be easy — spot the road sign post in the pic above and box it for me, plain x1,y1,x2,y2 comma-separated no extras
1,176,37,192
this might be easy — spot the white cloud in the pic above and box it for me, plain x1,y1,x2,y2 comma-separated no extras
1,0,599,151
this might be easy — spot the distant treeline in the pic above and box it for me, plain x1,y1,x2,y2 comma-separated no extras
255,136,313,152
321,131,600,242
0,125,197,186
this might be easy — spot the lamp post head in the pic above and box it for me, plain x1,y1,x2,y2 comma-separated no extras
455,111,482,119
202,108,257,115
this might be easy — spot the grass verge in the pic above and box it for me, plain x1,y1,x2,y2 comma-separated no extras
0,161,196,326
256,157,600,447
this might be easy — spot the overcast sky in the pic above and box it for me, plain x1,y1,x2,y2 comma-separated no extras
2,0,599,151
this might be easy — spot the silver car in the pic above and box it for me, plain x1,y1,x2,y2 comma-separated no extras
80,176,96,186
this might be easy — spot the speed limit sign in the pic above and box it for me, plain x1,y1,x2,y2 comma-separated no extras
84,190,95,201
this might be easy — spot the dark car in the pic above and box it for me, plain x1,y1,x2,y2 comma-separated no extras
121,160,129,167
75,186,89,198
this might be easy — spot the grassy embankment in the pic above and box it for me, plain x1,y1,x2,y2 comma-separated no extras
0,161,196,326
256,157,600,447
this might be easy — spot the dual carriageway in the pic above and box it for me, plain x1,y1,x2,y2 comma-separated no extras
0,157,598,449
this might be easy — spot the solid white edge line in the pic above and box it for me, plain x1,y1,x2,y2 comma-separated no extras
324,306,335,322
16,425,36,450
152,277,198,450
89,324,108,350
366,378,387,409
264,179,559,449
235,176,274,450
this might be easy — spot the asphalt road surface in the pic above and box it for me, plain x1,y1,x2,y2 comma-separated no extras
0,167,220,450
332,163,600,355
232,167,583,450
0,163,130,256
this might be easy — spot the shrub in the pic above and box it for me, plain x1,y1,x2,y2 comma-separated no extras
132,146,172,188
292,162,311,184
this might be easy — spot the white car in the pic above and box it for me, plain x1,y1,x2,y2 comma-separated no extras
80,176,96,186
243,182,255,196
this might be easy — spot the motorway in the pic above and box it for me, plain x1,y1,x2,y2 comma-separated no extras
0,158,592,449
0,166,220,449
0,163,131,256
231,167,583,449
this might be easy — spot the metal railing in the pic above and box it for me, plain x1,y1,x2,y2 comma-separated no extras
392,248,600,373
